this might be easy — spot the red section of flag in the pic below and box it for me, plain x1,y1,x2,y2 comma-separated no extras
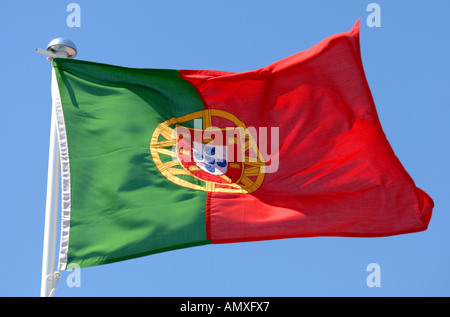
180,20,433,243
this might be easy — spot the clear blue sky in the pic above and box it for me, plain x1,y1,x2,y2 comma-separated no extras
0,0,448,297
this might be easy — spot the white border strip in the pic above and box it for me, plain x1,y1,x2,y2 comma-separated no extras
51,66,72,271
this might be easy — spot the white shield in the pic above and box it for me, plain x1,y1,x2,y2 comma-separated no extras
192,141,228,176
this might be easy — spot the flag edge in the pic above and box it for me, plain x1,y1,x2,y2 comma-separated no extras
51,65,72,271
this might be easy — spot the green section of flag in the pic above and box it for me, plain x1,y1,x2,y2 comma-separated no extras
53,59,209,268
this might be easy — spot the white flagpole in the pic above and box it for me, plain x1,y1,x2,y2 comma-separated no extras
38,38,77,297
40,104,61,297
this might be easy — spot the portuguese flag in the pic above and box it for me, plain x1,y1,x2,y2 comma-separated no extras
53,20,433,270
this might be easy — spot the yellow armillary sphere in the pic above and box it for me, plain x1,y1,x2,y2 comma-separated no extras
150,109,265,193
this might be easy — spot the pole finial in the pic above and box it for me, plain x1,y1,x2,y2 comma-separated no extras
36,37,77,60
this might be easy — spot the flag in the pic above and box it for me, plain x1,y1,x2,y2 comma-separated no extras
52,20,433,270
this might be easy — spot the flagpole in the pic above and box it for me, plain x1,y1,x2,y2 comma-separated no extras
38,38,78,297
40,105,61,297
